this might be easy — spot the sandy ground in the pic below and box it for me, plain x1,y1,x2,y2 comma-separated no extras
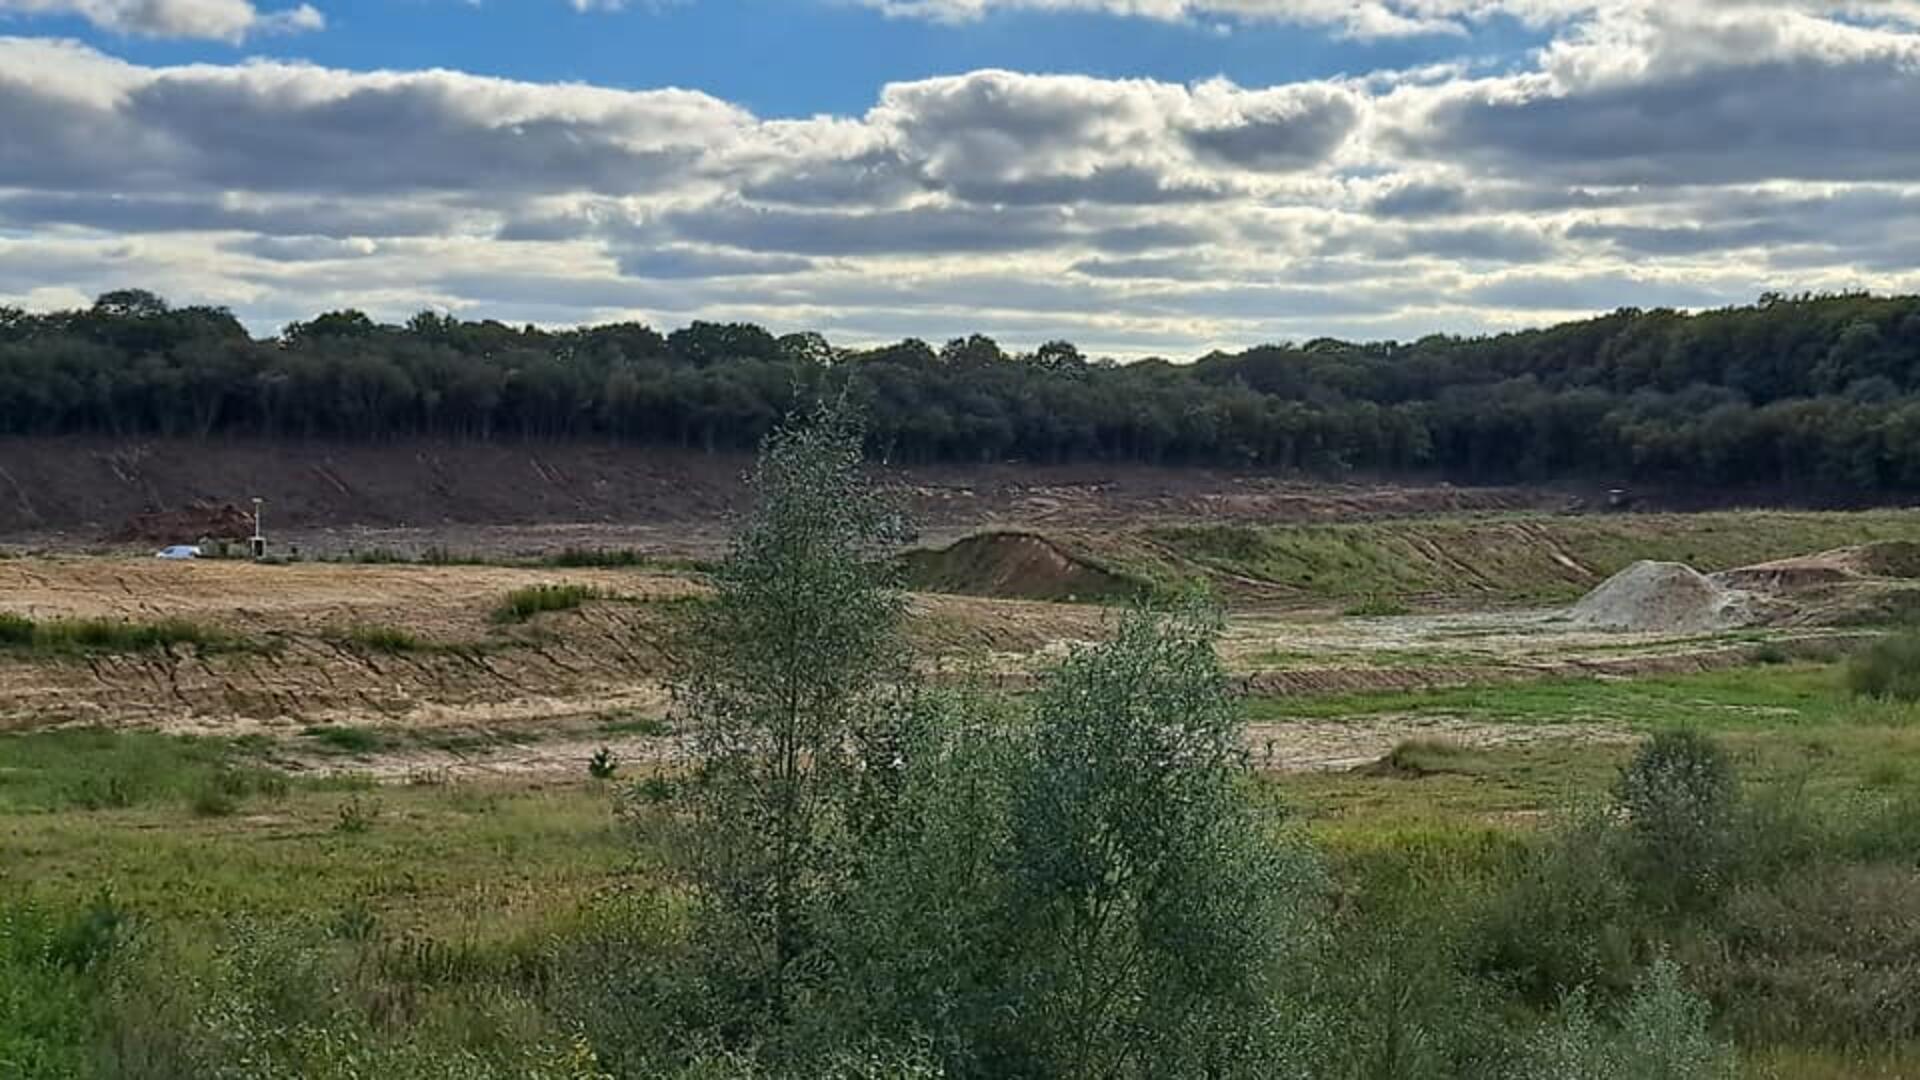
0,555,1845,779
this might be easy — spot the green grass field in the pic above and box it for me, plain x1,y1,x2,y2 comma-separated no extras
5,658,1920,1075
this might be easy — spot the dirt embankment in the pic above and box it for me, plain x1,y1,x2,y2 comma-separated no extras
902,532,1140,602
0,436,1561,549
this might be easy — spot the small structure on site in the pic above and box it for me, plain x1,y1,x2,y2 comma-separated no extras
250,497,267,559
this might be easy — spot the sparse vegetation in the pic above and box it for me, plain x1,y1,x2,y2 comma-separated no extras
341,623,428,653
491,582,605,623
1847,629,1920,701
1344,594,1413,617
300,724,393,755
0,614,244,654
597,713,673,737
333,795,380,834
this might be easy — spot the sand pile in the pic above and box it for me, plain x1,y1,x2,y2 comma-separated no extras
1569,560,1756,633
901,532,1137,602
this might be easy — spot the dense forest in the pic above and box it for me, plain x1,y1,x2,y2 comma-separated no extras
4,289,1920,492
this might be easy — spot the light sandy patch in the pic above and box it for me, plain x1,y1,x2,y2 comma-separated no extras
1244,717,1636,773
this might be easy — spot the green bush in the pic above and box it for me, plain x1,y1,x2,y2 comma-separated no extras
1704,864,1920,1046
99,921,599,1080
1511,958,1732,1080
491,583,604,624
187,780,238,818
1846,631,1920,702
0,899,114,1078
1474,812,1637,1003
1614,730,1740,912
0,612,32,645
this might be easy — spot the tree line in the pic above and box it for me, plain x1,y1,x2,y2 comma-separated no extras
4,288,1920,491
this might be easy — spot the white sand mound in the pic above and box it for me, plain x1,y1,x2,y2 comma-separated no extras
1568,560,1756,633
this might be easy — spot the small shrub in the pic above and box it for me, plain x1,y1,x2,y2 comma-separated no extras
1613,730,1740,911
1360,738,1473,778
68,772,136,811
1847,631,1920,702
344,624,426,653
1866,760,1909,788
1344,595,1412,618
48,888,132,973
250,770,290,800
1707,864,1920,1046
1474,812,1637,1002
334,795,381,834
546,547,651,568
631,775,676,806
599,713,673,737
187,767,288,816
330,898,381,943
491,583,604,624
301,725,390,755
588,746,619,781
188,778,239,818
1511,957,1733,1080
0,611,32,645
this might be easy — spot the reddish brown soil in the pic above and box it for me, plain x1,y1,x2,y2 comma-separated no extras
0,436,1562,551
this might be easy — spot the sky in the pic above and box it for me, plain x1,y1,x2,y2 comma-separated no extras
1,0,1918,356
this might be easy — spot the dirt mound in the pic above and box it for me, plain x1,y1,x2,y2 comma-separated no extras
106,500,257,545
1842,541,1920,579
1568,560,1756,633
1716,540,1920,590
903,531,1137,602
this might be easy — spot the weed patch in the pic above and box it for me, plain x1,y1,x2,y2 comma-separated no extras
341,624,429,653
490,583,604,624
1847,631,1920,702
300,725,394,756
0,614,247,655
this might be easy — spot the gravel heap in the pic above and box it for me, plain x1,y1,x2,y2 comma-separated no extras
1568,560,1756,633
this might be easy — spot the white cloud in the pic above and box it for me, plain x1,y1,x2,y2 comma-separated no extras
2,4,1920,353
0,0,322,41
855,0,1920,39
1384,5,1920,184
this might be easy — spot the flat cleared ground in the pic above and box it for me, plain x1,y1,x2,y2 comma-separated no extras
0,540,1860,780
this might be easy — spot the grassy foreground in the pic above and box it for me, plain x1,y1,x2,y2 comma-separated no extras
3,661,1919,1076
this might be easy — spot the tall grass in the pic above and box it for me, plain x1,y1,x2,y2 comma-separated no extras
490,583,604,624
1847,631,1920,702
0,613,243,654
342,624,428,653
0,730,287,813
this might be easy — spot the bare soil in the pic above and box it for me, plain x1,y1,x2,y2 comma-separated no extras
0,436,1562,554
0,555,1851,781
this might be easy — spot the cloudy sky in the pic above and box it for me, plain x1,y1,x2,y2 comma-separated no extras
1,0,1917,355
